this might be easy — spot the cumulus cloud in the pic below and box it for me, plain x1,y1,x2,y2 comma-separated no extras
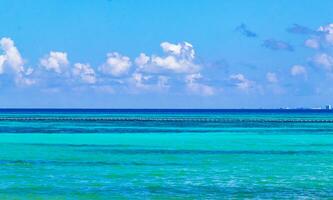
130,72,169,91
161,42,183,55
136,42,199,74
1,38,212,94
312,53,333,71
150,55,196,73
185,73,214,96
100,52,131,76
230,73,254,90
1,38,279,95
0,37,25,74
40,51,69,73
0,55,5,74
161,42,195,59
135,53,150,68
289,23,333,83
266,72,278,83
297,23,333,82
262,39,294,51
39,52,99,85
135,75,171,91
235,23,258,38
15,73,36,86
290,65,307,77
0,37,35,86
303,23,333,49
305,38,320,49
72,63,97,84
133,42,205,94
317,23,333,45
131,73,151,89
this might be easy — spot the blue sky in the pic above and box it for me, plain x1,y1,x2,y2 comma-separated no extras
1,0,333,108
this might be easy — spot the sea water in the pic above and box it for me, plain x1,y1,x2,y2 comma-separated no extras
0,109,332,199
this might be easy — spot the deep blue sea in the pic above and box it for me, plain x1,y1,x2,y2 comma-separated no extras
0,109,332,199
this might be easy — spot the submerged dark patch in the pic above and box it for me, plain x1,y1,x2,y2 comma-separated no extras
79,149,333,155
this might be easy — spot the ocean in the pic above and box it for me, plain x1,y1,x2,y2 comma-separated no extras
0,109,332,199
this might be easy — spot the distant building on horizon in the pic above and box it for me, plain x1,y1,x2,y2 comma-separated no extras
325,105,332,110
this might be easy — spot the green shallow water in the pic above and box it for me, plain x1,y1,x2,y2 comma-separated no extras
0,110,332,199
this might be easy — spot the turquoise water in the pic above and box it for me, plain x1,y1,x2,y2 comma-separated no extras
0,109,332,199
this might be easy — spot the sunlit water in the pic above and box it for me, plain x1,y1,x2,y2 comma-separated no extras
0,109,332,199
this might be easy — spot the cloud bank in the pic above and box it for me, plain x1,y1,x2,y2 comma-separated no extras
0,38,215,96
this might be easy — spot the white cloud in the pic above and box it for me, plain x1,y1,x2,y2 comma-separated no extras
266,72,278,83
129,73,170,91
131,73,152,89
17,67,36,86
100,52,131,76
15,74,36,86
161,42,183,55
151,56,198,73
302,23,333,49
301,23,333,79
305,38,320,49
0,37,35,86
318,23,333,45
135,53,150,67
72,63,97,84
40,51,69,73
160,42,195,59
290,65,307,77
25,67,34,76
0,55,5,74
185,73,214,96
303,24,333,49
312,53,333,71
136,42,199,74
0,37,25,74
230,73,253,90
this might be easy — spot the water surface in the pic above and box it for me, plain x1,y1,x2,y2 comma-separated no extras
0,109,332,199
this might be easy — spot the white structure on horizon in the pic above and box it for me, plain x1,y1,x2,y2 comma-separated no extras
325,105,332,110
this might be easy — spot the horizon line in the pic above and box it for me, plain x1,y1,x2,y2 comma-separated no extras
0,108,330,110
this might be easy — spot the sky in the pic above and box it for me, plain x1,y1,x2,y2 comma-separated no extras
1,0,333,108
